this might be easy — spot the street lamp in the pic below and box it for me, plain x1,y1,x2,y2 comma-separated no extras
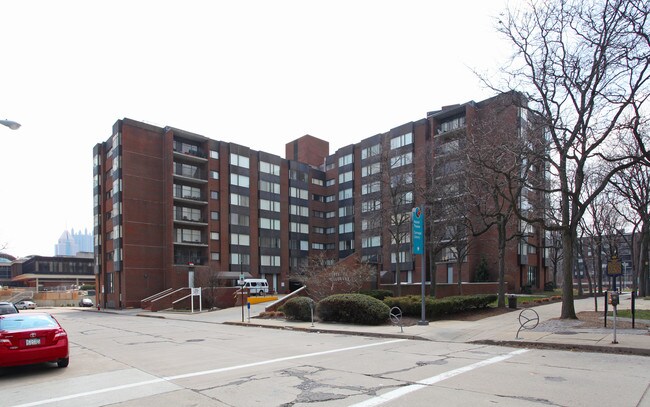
0,119,21,130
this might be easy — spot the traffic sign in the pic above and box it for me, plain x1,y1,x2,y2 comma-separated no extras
412,207,424,254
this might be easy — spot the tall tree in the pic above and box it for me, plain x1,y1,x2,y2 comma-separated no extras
610,155,650,296
490,0,650,319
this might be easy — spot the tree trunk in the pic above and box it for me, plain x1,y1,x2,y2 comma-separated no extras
497,220,507,308
596,235,603,293
561,229,578,319
639,224,649,297
428,248,437,298
395,264,401,297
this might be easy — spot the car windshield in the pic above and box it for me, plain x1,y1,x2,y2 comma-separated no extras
0,314,58,330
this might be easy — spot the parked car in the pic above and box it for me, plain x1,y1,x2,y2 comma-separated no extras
0,312,69,368
14,300,37,310
0,302,19,315
79,298,94,307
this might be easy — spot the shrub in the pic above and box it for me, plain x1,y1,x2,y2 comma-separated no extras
280,297,315,322
317,294,389,325
360,290,394,301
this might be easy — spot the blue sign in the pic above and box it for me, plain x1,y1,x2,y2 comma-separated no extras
412,207,424,255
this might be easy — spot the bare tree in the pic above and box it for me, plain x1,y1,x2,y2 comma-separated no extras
610,156,650,296
291,253,374,301
489,0,650,318
462,94,537,307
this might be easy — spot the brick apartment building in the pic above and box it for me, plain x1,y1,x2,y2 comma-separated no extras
94,92,549,309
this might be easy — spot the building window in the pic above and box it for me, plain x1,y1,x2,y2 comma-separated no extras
390,132,413,149
339,240,354,251
325,178,336,187
176,229,202,243
390,152,413,168
289,169,308,182
210,150,219,159
211,211,219,220
339,205,354,217
361,163,381,177
230,153,250,168
211,252,220,261
438,116,466,134
210,232,220,240
231,253,250,265
361,144,381,159
260,237,281,248
362,236,381,248
260,255,281,266
260,218,281,230
210,170,219,179
361,182,380,195
361,200,381,212
338,171,353,184
230,193,250,207
260,161,280,175
312,178,323,186
391,251,411,263
290,187,309,200
290,222,309,234
339,188,353,200
338,153,353,167
338,222,354,234
290,204,309,217
230,213,250,226
231,233,250,246
260,180,281,194
210,191,219,200
260,199,281,212
230,174,250,188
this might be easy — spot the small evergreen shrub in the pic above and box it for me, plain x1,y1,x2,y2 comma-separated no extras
317,294,389,325
280,297,315,321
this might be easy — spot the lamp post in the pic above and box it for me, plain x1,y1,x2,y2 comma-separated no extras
0,119,21,130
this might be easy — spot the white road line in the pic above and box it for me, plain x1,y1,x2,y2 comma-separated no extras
349,348,530,407
10,339,406,407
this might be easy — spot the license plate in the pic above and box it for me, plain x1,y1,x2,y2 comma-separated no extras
26,338,41,346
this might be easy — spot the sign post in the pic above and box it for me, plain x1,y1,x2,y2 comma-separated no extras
412,207,428,325
606,256,622,344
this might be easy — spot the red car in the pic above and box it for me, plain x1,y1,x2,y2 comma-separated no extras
0,313,69,368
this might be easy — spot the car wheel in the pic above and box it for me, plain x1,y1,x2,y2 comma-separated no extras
57,358,69,368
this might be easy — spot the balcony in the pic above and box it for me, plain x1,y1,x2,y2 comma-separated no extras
173,215,208,226
173,166,207,184
174,238,209,247
173,193,208,205
173,147,208,164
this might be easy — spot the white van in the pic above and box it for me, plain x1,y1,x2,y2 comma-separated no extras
242,279,269,295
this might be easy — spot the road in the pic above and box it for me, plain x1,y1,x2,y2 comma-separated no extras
1,308,649,407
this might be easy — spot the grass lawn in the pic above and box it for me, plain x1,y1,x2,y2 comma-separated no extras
607,309,650,319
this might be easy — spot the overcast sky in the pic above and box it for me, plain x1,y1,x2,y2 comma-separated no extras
0,0,511,258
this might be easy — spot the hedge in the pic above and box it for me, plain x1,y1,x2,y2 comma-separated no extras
280,297,315,321
359,289,394,301
317,294,390,325
383,294,497,319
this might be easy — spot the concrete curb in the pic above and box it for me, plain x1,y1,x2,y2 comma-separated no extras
223,321,427,341
471,339,650,357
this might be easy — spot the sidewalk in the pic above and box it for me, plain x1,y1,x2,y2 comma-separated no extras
102,293,650,357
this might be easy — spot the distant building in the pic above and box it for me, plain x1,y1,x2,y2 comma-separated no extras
55,228,93,256
9,255,95,291
0,253,17,287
